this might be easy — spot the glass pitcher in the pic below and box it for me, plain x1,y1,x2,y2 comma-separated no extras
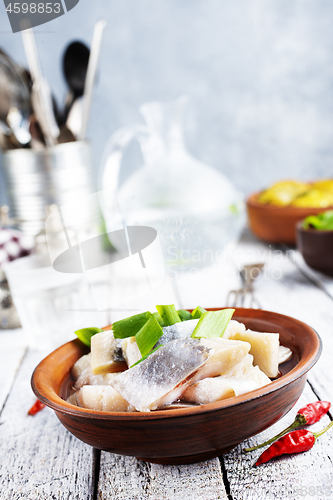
100,97,245,272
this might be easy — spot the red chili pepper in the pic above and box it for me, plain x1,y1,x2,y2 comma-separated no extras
256,419,333,466
28,399,46,416
298,401,331,425
244,400,331,452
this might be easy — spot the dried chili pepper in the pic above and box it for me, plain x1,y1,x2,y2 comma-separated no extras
244,401,331,452
255,419,333,466
28,399,45,416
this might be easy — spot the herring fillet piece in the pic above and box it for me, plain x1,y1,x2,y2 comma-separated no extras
155,319,199,346
110,338,210,412
155,319,246,347
192,337,251,382
182,376,260,404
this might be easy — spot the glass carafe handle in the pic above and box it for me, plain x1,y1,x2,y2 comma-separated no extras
99,124,149,193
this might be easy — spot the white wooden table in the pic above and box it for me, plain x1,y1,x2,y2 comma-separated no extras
1,230,333,500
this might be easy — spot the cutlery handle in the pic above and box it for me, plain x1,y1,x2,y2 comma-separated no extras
79,20,107,140
21,27,59,146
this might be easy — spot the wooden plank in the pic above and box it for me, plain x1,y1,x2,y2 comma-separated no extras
98,278,227,500
0,330,26,411
147,460,227,500
97,454,149,500
97,453,227,500
223,382,333,500
174,231,333,498
0,350,95,500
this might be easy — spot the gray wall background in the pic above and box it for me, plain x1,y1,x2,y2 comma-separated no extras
1,0,333,205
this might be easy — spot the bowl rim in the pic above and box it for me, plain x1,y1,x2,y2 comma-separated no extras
31,307,322,421
247,192,333,212
296,219,333,234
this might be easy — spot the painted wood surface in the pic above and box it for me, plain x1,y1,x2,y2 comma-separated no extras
1,230,333,499
97,453,227,500
0,330,25,411
0,350,95,500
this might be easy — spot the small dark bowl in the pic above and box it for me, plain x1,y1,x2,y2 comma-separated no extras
297,221,333,277
31,308,321,465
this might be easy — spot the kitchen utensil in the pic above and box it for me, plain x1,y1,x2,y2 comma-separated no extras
62,41,90,123
0,52,31,147
21,28,59,146
79,20,106,140
66,95,83,138
227,262,264,308
0,121,21,149
2,141,94,236
31,307,321,465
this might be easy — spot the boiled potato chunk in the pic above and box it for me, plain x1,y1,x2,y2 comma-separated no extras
91,330,127,375
76,385,135,412
224,329,279,378
121,336,141,367
224,320,246,337
72,353,92,380
224,353,271,386
278,345,292,364
194,337,251,381
72,353,122,389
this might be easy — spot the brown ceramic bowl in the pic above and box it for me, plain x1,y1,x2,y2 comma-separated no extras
247,192,333,245
31,308,321,465
296,221,333,277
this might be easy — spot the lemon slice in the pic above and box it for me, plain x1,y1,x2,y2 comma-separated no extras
292,188,333,208
313,179,333,194
258,181,309,206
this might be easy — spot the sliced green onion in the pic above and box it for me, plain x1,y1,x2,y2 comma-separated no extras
191,306,207,319
177,309,192,321
191,309,235,339
112,312,152,339
156,304,181,326
153,311,165,326
130,345,163,368
135,315,164,357
303,210,333,231
74,327,103,347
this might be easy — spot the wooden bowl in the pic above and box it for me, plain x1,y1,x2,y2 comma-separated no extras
296,222,333,277
247,193,333,245
31,308,321,465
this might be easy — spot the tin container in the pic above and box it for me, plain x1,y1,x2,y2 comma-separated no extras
2,141,97,236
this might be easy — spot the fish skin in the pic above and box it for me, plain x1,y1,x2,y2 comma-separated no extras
155,319,199,347
111,338,210,412
155,319,246,347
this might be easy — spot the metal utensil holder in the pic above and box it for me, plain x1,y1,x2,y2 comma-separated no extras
1,141,98,236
